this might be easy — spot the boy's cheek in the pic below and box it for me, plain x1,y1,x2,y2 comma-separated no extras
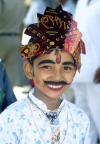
34,78,40,85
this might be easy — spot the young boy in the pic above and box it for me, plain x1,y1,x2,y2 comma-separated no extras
0,5,91,144
0,58,17,113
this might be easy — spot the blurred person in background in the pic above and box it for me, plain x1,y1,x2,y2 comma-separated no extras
45,0,58,9
45,0,78,9
24,0,32,8
0,58,16,113
72,0,100,143
55,0,76,15
71,0,78,5
24,0,47,27
0,0,26,87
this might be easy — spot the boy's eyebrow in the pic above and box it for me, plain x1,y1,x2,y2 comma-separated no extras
62,61,75,66
37,59,55,66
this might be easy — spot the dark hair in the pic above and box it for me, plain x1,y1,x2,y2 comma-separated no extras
27,55,38,66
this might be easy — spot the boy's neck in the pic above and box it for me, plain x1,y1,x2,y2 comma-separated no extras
33,89,62,111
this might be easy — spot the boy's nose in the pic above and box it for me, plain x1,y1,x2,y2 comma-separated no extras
51,69,62,81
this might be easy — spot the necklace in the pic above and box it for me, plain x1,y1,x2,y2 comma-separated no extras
26,97,68,144
27,95,65,124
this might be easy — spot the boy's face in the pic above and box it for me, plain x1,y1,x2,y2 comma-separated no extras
24,50,76,99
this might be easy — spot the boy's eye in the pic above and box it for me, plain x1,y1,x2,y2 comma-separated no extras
63,66,72,70
42,66,51,69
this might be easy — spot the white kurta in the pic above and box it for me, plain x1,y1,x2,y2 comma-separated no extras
0,88,91,144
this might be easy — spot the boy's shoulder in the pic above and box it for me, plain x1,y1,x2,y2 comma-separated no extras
65,99,89,124
7,98,27,111
0,98,28,118
0,98,29,133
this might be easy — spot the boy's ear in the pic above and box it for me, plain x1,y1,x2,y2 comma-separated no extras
23,61,33,79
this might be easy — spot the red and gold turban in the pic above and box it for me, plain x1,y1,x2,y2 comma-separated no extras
21,5,86,71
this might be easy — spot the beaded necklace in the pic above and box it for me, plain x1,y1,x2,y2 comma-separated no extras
27,95,64,124
26,97,68,144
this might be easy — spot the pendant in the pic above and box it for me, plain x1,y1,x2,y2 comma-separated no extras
45,112,58,124
52,127,60,144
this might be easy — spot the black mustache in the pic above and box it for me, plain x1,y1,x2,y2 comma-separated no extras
43,80,71,85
